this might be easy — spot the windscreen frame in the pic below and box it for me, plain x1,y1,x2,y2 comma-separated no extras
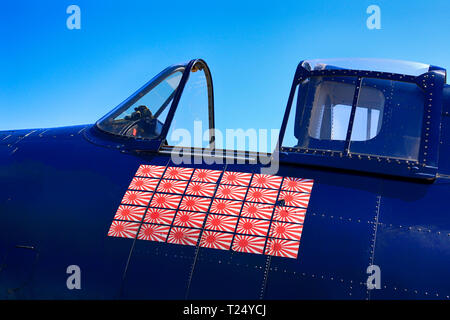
93,59,215,152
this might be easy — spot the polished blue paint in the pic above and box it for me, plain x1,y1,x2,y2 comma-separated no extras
0,59,449,300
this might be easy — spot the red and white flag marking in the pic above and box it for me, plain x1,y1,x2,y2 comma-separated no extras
143,208,176,225
138,224,170,242
209,199,242,216
273,206,306,224
108,220,140,239
241,202,273,220
156,179,188,194
128,177,159,192
135,165,165,178
114,205,146,222
282,177,314,193
167,227,201,246
185,182,216,197
232,235,266,254
163,166,194,180
236,218,270,237
179,196,211,212
205,214,239,232
191,169,222,183
121,190,152,206
173,211,206,228
109,165,314,259
265,238,301,259
200,231,233,250
245,188,278,204
215,185,247,201
220,171,252,186
150,193,182,209
251,174,283,189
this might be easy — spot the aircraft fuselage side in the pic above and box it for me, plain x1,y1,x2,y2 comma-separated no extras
0,123,448,299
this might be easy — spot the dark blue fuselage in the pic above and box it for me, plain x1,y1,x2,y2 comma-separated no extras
0,124,449,300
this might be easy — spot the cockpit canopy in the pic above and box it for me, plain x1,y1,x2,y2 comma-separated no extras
95,59,215,151
280,58,446,179
283,74,425,160
93,58,447,180
301,58,431,76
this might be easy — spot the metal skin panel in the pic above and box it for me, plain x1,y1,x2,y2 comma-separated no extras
186,248,270,300
370,179,450,300
437,87,450,176
264,218,370,299
0,127,144,299
181,163,282,300
120,162,227,300
264,168,378,300
121,240,199,299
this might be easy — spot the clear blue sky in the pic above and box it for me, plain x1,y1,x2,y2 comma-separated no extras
1,0,450,132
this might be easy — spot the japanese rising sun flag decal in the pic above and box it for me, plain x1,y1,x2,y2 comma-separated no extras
220,171,252,186
215,185,247,201
250,173,283,189
108,165,314,259
236,218,270,237
167,227,200,246
191,169,222,183
245,188,278,204
241,203,273,220
209,199,242,216
156,179,188,194
185,182,216,197
138,224,169,242
121,190,152,206
205,214,239,232
200,231,233,250
232,235,266,254
129,177,159,192
143,208,176,225
173,211,206,229
114,205,146,222
108,220,140,239
150,193,182,209
136,165,165,178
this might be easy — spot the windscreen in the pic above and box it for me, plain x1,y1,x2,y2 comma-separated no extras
97,71,183,139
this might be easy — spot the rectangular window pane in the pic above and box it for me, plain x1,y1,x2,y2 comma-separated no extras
283,76,357,152
350,78,425,160
166,68,211,148
350,79,384,141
